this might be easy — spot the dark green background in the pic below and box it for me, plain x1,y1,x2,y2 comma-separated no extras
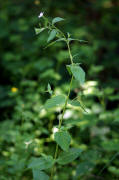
0,0,119,179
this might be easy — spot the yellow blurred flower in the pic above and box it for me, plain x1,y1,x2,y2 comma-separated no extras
11,87,18,93
35,0,40,5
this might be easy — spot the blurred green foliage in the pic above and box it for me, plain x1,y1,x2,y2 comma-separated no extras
0,0,119,179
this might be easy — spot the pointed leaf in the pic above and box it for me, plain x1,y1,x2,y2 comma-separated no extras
67,32,71,38
33,170,49,180
44,95,66,109
28,156,54,170
68,64,85,85
68,38,88,43
57,148,83,165
68,99,87,112
35,28,45,35
66,65,72,75
44,38,65,49
68,100,81,107
52,17,64,25
47,83,53,95
54,130,71,151
47,29,57,42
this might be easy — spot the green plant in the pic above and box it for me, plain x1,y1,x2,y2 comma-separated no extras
1,2,119,179
28,12,88,180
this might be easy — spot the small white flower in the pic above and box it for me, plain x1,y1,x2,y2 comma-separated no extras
63,110,72,119
38,12,44,18
52,127,58,134
24,140,32,148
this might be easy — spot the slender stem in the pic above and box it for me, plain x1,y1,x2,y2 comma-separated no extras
53,25,66,39
50,40,74,180
50,76,73,180
58,75,73,129
44,16,66,40
50,144,58,180
67,41,73,64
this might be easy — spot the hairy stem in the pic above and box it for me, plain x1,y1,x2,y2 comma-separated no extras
50,41,73,180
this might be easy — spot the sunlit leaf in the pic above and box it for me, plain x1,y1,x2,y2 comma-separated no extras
44,95,66,109
67,64,85,85
47,83,53,95
35,28,45,35
52,17,64,25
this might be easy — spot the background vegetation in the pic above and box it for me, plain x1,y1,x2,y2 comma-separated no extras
0,0,119,179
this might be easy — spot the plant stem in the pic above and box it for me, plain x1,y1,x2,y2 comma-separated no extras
58,75,73,129
50,41,73,180
50,76,73,180
50,144,58,180
67,41,73,64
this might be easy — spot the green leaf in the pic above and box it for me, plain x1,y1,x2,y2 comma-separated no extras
102,140,119,151
67,32,71,38
108,166,119,176
67,64,85,85
79,40,88,43
35,28,45,35
68,99,88,112
66,65,72,75
44,95,66,109
81,150,100,162
68,38,88,43
52,17,64,25
28,156,54,170
47,83,53,95
54,130,71,151
33,169,49,180
47,29,57,42
44,38,65,49
64,118,82,125
72,53,81,62
68,100,81,107
57,148,83,165
75,162,94,177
